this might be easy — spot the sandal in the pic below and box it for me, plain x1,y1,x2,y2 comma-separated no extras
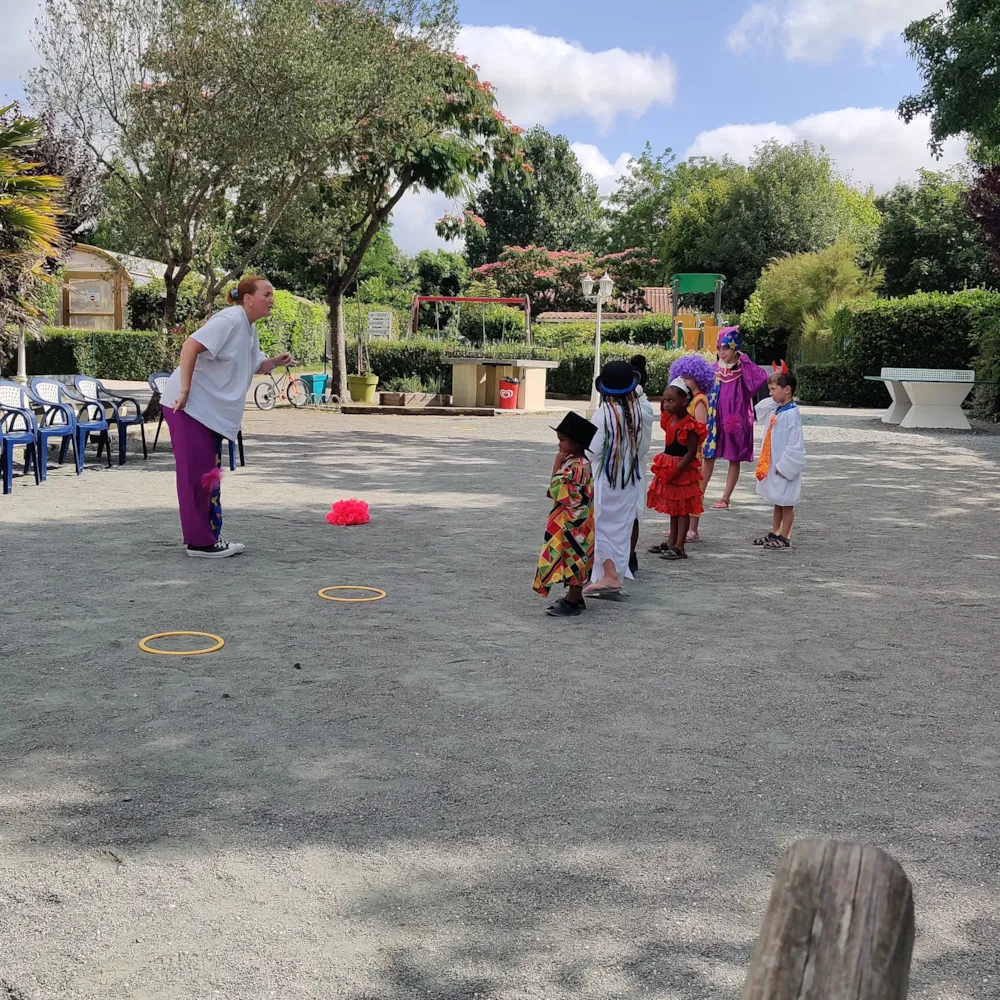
711,499,731,510
754,532,779,546
661,546,688,560
762,534,790,549
647,541,670,554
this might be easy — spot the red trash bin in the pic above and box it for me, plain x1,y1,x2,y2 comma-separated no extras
498,377,520,410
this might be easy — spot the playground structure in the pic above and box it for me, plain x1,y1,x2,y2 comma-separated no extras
409,295,533,346
670,273,725,351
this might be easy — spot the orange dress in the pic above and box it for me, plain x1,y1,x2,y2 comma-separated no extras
646,412,707,516
688,392,708,459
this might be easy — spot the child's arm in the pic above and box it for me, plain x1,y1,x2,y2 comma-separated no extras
741,354,770,395
693,398,708,424
667,430,700,482
755,395,778,422
775,412,806,481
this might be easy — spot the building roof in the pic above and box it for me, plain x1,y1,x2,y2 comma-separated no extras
104,250,168,286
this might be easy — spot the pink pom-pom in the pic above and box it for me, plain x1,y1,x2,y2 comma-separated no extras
326,499,370,526
201,467,223,490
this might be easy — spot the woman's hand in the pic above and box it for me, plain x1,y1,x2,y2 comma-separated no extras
273,352,295,368
173,388,190,412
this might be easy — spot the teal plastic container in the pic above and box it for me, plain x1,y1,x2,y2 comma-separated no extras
298,373,328,400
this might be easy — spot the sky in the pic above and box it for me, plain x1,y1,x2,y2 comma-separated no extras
0,0,964,255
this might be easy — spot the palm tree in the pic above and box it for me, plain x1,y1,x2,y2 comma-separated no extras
0,103,64,343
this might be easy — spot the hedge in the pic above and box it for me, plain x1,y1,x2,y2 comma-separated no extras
795,363,859,406
834,290,1000,406
257,291,327,366
971,314,1000,422
15,327,174,381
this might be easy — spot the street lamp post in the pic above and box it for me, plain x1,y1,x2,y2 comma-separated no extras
582,272,615,415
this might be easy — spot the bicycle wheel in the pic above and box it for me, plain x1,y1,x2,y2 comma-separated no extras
254,381,276,410
287,377,309,408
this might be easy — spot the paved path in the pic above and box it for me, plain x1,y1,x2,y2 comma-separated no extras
2,407,999,1000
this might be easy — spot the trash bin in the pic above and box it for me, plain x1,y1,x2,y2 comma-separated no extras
299,373,328,402
498,377,520,410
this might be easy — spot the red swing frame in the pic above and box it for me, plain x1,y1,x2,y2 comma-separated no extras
409,295,533,345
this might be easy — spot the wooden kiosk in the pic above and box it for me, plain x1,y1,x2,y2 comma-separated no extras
445,357,559,410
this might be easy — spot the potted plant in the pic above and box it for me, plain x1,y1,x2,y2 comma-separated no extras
347,323,379,403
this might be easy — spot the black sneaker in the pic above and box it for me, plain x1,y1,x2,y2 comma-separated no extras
546,597,586,617
186,539,246,559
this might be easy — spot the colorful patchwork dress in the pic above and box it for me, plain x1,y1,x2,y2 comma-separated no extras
704,354,769,462
533,456,595,596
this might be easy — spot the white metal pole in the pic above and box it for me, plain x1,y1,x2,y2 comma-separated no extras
15,326,27,383
588,296,604,415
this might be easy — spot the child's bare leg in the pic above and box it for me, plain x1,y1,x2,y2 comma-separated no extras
667,516,679,550
674,514,690,553
772,506,782,535
567,584,584,603
780,506,795,540
688,477,705,541
721,460,741,504
630,518,639,556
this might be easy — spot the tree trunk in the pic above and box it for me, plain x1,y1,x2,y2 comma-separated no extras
164,272,180,328
741,839,914,1000
327,278,348,401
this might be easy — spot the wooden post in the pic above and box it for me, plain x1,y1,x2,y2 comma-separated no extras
741,839,914,1000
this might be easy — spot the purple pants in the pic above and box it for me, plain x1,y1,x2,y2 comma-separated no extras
162,406,223,547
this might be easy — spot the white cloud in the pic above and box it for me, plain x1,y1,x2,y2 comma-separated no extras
390,187,458,256
456,26,676,133
728,0,941,63
570,143,633,195
686,107,967,193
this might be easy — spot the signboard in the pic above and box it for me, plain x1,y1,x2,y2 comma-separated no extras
366,311,393,340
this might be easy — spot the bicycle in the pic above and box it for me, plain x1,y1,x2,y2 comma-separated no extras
253,366,308,410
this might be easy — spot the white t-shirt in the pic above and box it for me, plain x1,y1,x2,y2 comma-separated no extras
163,306,266,440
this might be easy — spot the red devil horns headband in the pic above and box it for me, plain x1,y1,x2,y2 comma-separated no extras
771,360,789,374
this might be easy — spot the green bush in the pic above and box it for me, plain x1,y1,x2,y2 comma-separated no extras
126,276,206,330
456,303,526,342
342,338,702,399
795,363,859,405
257,291,327,365
20,327,173,380
971,314,1000,422
534,315,677,348
835,290,1000,406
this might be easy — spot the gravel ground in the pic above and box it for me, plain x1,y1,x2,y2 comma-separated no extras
1,406,999,1000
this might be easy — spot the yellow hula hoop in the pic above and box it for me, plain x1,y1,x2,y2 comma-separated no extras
317,586,387,603
138,631,225,656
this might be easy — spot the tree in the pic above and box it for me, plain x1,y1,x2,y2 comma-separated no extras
0,104,64,345
413,249,468,297
661,141,880,310
472,245,657,314
442,126,604,266
29,0,427,325
756,240,878,358
248,50,524,398
873,169,995,297
602,145,738,280
899,0,1000,157
966,166,1000,277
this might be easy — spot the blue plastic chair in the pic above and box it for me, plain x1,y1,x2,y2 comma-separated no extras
147,370,245,470
32,377,112,468
72,375,147,465
0,381,41,493
24,378,82,478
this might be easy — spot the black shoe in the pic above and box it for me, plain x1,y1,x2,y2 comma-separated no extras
629,552,639,575
546,597,586,617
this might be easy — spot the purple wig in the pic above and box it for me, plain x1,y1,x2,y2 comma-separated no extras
669,354,717,395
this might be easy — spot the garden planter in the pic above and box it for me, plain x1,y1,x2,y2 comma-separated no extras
347,373,379,403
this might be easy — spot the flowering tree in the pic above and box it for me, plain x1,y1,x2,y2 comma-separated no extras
471,245,658,313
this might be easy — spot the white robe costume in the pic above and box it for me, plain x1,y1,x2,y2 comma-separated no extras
753,398,805,507
635,388,656,520
588,396,652,583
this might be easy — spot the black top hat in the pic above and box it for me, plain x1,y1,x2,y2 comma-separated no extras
552,410,597,451
595,359,640,396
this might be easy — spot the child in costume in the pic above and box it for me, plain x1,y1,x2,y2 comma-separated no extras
533,411,597,617
628,354,656,575
668,354,716,542
703,326,769,510
585,361,652,598
646,378,706,560
753,366,805,549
